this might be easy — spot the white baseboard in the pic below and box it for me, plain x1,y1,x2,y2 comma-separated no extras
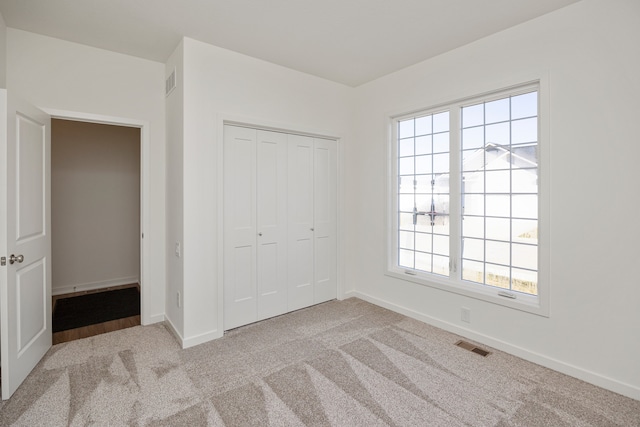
342,290,358,299
182,329,223,349
52,276,139,296
163,315,222,349
350,290,640,401
143,313,165,326
163,316,184,347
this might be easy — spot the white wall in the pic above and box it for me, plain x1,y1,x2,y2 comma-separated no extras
348,0,640,399
7,29,166,324
165,37,353,347
164,41,185,336
51,119,140,295
0,12,6,88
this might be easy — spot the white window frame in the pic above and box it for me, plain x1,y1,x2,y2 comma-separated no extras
386,80,550,316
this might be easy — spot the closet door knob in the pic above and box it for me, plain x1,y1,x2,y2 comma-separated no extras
310,227,314,231
258,232,263,236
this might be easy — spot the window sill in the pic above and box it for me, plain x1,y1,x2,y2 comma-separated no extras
385,267,549,317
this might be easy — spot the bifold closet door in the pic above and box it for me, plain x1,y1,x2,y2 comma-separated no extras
224,125,336,330
255,130,288,321
223,125,257,329
313,138,337,303
287,136,337,309
224,126,289,329
287,135,314,311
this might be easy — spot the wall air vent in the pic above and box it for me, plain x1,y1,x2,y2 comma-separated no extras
455,340,491,357
165,68,176,97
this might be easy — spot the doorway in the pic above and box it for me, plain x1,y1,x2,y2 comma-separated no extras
50,119,141,343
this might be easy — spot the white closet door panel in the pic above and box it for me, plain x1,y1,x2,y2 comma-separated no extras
256,130,288,320
288,238,313,309
287,134,314,311
232,246,254,301
313,138,337,303
223,125,257,329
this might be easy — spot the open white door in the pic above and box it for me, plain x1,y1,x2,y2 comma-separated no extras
0,90,52,400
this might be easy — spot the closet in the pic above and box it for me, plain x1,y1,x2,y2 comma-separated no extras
223,125,337,330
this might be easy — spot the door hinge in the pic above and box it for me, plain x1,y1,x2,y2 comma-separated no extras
1,256,6,266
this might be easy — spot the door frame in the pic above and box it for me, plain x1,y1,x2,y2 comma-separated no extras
43,108,152,324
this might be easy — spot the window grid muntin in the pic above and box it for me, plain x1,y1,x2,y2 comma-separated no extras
397,112,450,276
460,90,538,296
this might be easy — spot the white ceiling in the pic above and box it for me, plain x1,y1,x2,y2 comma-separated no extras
0,0,580,87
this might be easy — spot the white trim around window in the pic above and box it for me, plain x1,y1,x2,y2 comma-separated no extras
386,79,550,316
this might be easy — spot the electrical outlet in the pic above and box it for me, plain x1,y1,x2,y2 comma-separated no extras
461,307,471,323
177,292,181,308
175,242,181,257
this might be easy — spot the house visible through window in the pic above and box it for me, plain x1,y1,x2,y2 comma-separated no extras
460,91,538,295
389,83,543,311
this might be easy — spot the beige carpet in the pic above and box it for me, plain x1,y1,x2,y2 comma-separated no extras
0,298,638,426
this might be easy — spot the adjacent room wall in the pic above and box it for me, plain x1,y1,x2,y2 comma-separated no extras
51,119,140,295
6,28,166,324
165,37,354,346
349,0,640,399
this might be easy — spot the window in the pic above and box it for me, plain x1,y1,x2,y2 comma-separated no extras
397,111,451,276
388,83,547,314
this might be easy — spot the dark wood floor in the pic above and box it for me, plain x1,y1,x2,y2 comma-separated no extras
52,283,141,345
